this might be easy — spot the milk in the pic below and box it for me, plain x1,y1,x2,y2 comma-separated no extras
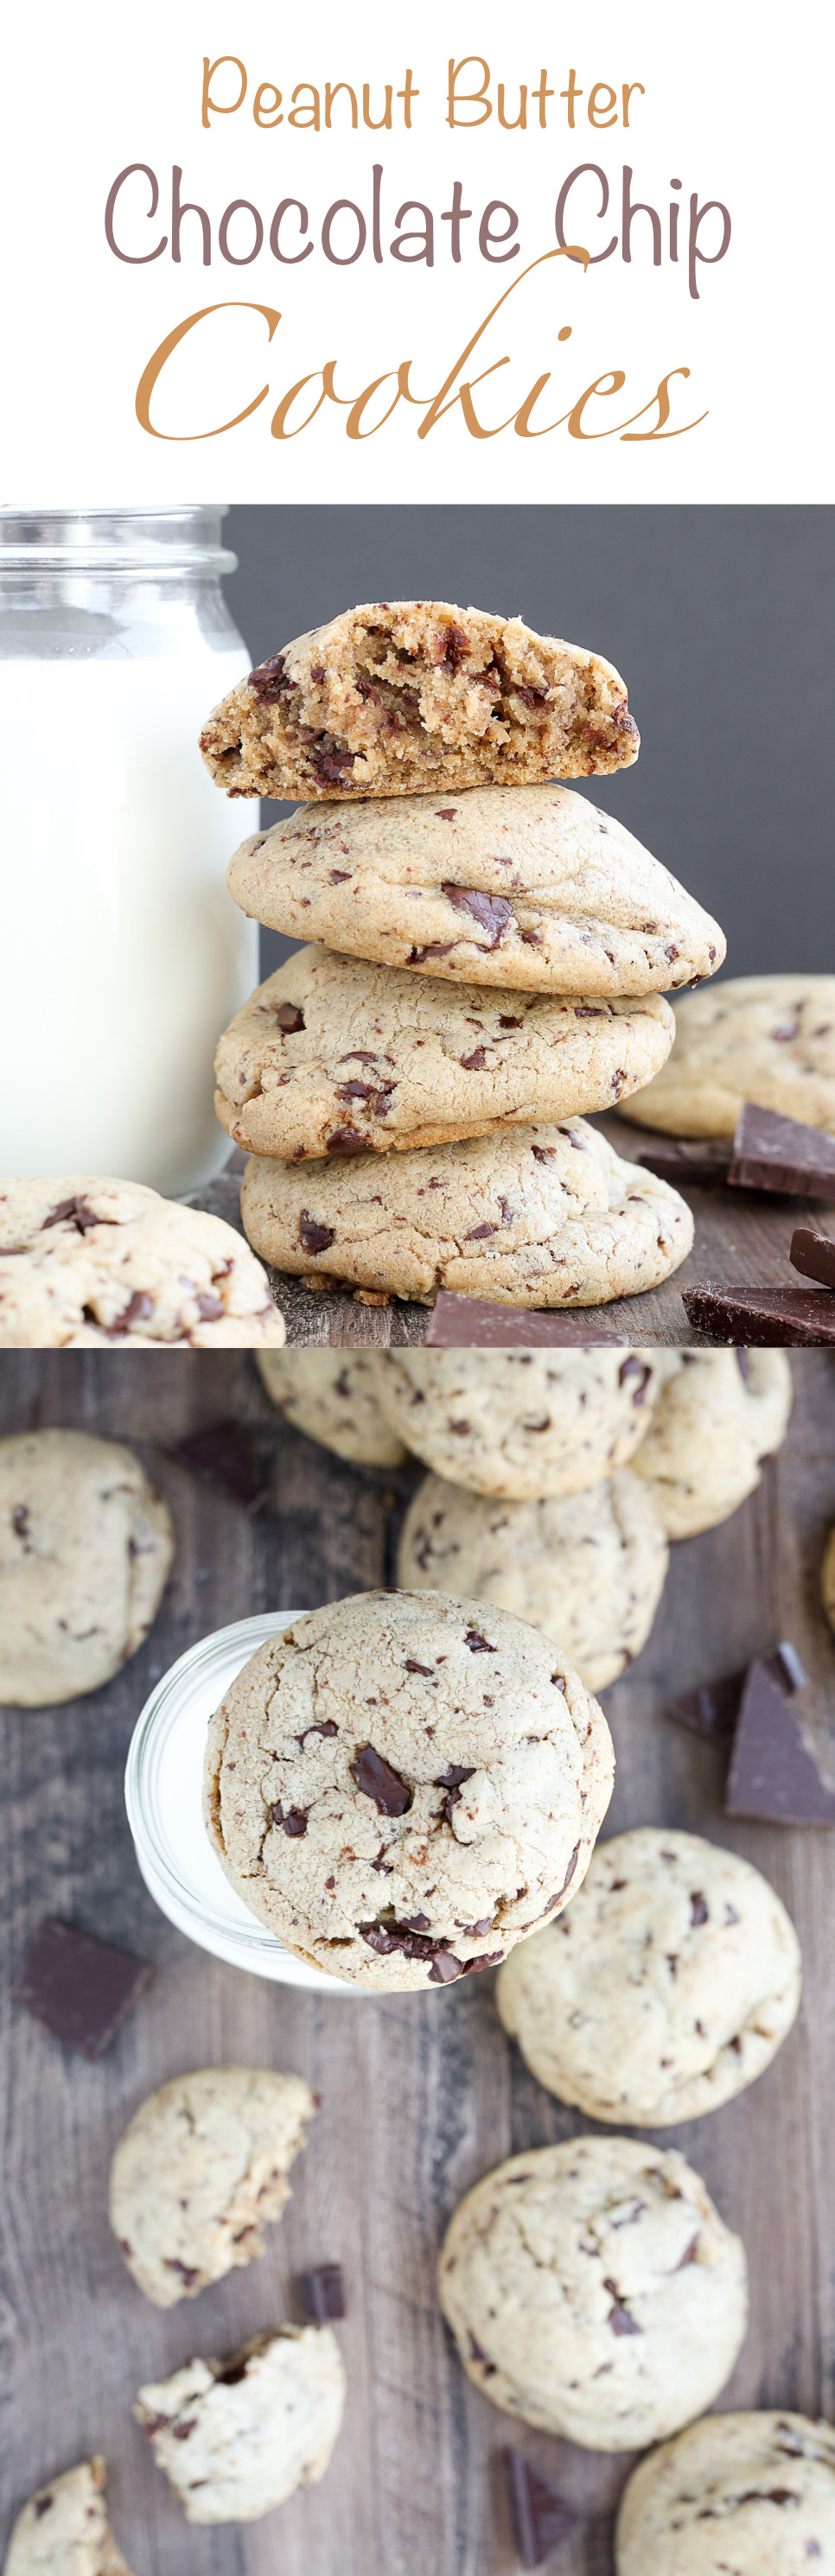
0,643,258,1193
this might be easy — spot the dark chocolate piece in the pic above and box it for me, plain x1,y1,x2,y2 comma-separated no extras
298,2262,346,2323
728,1101,835,1200
790,1227,835,1291
636,1139,732,1186
168,1419,267,1511
681,1282,835,1345
425,1293,627,1346
725,1651,835,1823
667,1672,746,1739
349,1744,411,1816
17,1918,151,2059
503,2448,578,2569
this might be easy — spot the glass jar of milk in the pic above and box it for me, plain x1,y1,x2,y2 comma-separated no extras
0,507,258,1194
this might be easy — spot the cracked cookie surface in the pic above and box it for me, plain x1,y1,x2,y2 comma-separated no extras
3,2459,132,2576
0,1178,284,1348
226,780,723,995
110,2066,316,2307
200,601,640,802
398,1468,668,1689
629,1347,793,1536
438,2134,747,2451
239,1116,694,1308
135,2326,345,2524
215,945,675,1159
258,1352,408,1466
379,1349,663,1496
0,1429,173,1707
619,975,835,1136
615,2411,835,2574
496,1827,801,2124
202,1589,614,1991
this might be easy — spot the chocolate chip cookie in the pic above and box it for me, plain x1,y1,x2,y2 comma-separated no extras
630,1347,794,1536
616,2412,835,2573
226,781,724,994
619,975,835,1137
110,2067,316,2306
214,945,675,1158
202,1589,614,1991
258,1352,408,1466
135,2326,345,2523
378,1350,662,1497
496,1827,801,2123
200,601,640,802
0,1429,174,1707
3,2458,132,2576
0,1179,285,1348
437,2135,748,2451
239,1116,694,1307
397,1468,668,1689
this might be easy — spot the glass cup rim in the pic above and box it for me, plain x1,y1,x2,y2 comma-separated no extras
0,506,236,577
125,1610,314,1968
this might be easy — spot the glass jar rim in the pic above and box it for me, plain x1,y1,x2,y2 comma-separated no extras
0,506,236,577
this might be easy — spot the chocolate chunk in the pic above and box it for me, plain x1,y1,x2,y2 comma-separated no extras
681,1282,835,1345
604,2280,641,2335
310,664,326,683
437,623,469,671
298,2262,346,2322
408,941,456,964
465,1222,496,1240
169,1419,267,1511
120,1291,155,1328
17,1918,151,2059
350,1744,411,1815
725,1651,835,1823
34,2498,54,2520
515,684,549,709
164,2256,201,2287
12,1504,29,1541
270,1802,308,1836
275,1001,304,1033
637,1139,732,1186
325,1126,373,1154
41,1195,109,1236
619,1357,653,1402
435,1761,475,1826
425,1292,626,1346
460,1047,488,1072
667,1673,746,1738
442,886,513,945
464,1629,497,1653
194,1293,226,1320
299,1212,335,1253
690,1891,709,1925
729,1102,835,1200
405,1659,434,1676
248,652,291,702
296,1719,339,1746
790,1227,835,1290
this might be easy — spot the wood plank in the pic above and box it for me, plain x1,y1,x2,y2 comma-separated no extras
198,1126,835,1345
2,1352,835,2574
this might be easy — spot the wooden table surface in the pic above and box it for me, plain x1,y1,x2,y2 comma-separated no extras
200,1119,835,1345
3,1350,835,2576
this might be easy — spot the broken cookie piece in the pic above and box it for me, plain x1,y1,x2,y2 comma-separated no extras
199,601,640,802
135,2325,345,2524
3,2457,133,2576
109,2066,316,2306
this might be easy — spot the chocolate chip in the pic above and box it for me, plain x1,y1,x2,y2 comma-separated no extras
276,1001,305,1033
604,2280,641,2335
299,1212,335,1253
442,886,513,945
503,2448,579,2568
12,1504,29,1541
541,1843,581,1912
408,941,456,964
195,1293,226,1320
437,624,469,671
434,1763,475,1826
16,1918,151,2059
736,1348,751,1381
468,2331,494,2367
328,868,352,882
428,1950,464,1981
163,2256,201,2286
41,1196,106,1236
461,1046,488,1071
214,2359,249,2387
515,684,549,709
271,1802,308,1836
519,928,541,945
436,807,458,820
350,1745,411,1815
298,2261,346,2321
248,652,291,702
34,2498,54,2520
121,1291,155,1327
465,1221,496,1239
310,664,326,682
619,1356,653,1402
296,1719,339,1747
690,1891,709,1925
405,1659,434,1676
326,1126,372,1154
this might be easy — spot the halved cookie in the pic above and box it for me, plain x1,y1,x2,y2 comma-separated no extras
226,781,724,996
215,946,675,1158
239,1117,694,1308
200,601,640,801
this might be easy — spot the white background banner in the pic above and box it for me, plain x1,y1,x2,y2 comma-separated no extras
3,0,831,502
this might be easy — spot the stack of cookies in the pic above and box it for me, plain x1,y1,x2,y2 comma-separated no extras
200,600,726,1311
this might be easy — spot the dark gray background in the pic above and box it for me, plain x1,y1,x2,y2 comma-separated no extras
223,505,833,987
